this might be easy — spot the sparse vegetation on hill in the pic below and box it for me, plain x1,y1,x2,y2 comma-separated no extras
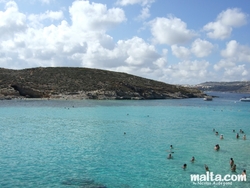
196,81,250,93
0,67,204,100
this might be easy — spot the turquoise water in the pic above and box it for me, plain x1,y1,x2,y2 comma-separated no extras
0,92,250,188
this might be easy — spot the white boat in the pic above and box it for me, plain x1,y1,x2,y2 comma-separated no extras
204,96,213,101
240,97,250,102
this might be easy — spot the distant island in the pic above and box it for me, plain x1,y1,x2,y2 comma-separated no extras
196,81,250,93
0,67,204,100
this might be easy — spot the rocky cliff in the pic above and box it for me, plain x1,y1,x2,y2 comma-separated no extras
0,67,204,100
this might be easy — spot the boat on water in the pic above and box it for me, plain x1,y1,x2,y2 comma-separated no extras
203,96,213,101
240,97,250,102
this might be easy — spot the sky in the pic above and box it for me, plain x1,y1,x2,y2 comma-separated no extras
0,0,250,85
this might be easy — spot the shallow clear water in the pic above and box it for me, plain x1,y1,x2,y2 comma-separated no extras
0,92,250,188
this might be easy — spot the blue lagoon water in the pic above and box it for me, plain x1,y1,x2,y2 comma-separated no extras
0,92,250,188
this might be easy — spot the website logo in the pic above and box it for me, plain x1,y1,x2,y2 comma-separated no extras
190,172,246,186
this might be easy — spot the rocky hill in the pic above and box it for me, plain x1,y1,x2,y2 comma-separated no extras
196,81,250,93
0,67,204,100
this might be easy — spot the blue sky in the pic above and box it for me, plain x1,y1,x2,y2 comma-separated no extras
0,0,250,84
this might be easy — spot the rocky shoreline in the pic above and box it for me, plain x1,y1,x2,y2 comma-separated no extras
0,88,205,100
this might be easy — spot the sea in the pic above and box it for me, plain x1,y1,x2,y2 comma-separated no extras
0,92,249,188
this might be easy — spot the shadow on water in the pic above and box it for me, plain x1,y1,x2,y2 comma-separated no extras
61,178,107,188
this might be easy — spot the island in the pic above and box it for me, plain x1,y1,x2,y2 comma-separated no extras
196,81,250,93
0,67,205,100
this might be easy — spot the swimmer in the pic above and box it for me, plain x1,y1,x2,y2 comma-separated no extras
240,129,242,133
220,134,224,139
243,134,246,140
231,164,236,172
233,129,235,132
191,156,195,162
230,158,234,167
214,144,220,150
236,133,239,139
242,169,246,176
215,131,219,135
170,145,173,149
124,132,126,135
182,164,187,169
204,164,209,171
167,154,173,159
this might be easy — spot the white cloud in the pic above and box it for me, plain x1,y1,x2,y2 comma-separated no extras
213,40,250,73
81,36,165,70
224,65,248,79
0,1,126,68
171,38,213,60
0,1,26,37
28,10,63,28
171,45,190,60
40,0,51,4
122,37,161,66
213,59,235,71
212,64,249,82
162,60,210,84
117,0,154,21
136,6,150,21
149,16,196,45
153,56,166,68
203,8,248,40
218,8,248,27
116,0,155,6
69,0,126,32
221,40,250,62
29,10,63,22
0,1,166,81
213,40,250,80
191,38,214,58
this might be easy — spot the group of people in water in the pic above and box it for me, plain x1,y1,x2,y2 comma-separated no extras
167,128,247,177
230,158,247,176
213,129,247,175
180,156,246,176
214,128,246,140
180,157,210,171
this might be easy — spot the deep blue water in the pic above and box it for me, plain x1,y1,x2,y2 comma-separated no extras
0,92,250,188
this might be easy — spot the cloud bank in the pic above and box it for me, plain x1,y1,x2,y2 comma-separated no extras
0,1,249,84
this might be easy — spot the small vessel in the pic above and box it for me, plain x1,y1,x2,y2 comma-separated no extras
203,96,213,101
240,97,250,102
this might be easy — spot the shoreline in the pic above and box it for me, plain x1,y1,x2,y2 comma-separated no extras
0,96,195,101
0,93,204,101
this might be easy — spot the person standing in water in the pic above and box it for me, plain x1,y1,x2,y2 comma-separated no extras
204,164,209,171
182,164,187,170
214,144,220,150
231,164,236,172
167,154,173,159
236,133,239,139
230,158,234,167
242,169,246,177
191,156,195,162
